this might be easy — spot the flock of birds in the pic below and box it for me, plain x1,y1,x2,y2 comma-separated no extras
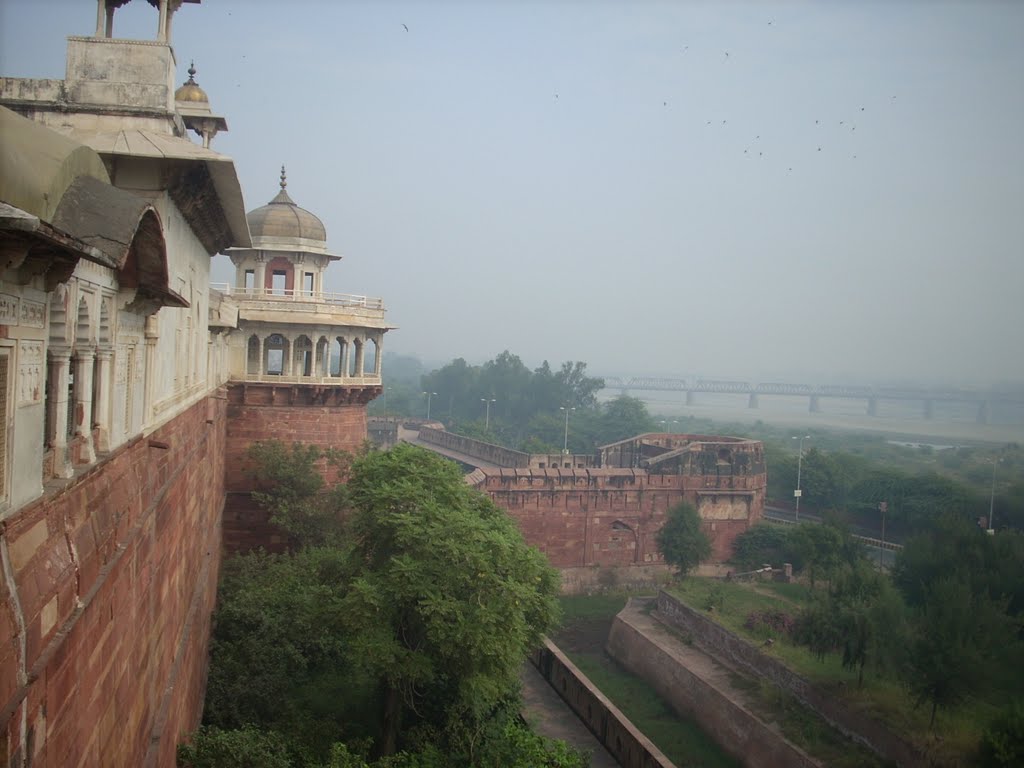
396,17,899,177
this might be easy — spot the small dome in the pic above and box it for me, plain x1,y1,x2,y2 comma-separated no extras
246,166,327,245
175,63,209,104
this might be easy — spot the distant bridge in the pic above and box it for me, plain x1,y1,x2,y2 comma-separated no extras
601,376,1024,423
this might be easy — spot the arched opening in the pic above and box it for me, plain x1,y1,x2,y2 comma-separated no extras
294,335,313,377
246,334,260,375
265,256,294,296
265,333,286,375
329,338,343,377
316,336,330,377
365,337,379,377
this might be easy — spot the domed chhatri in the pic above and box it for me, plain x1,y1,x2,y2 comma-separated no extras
246,166,328,249
174,62,208,103
174,62,228,148
222,166,388,393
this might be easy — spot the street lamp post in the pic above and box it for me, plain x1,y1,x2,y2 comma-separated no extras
878,500,887,570
423,391,437,421
792,434,811,522
560,406,575,454
987,457,1001,535
481,398,496,430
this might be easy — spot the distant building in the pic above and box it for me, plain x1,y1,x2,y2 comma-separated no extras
416,427,766,591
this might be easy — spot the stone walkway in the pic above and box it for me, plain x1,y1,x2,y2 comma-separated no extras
520,662,620,768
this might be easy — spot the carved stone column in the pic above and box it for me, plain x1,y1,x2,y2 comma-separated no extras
254,255,267,296
144,315,159,425
73,348,96,464
354,340,365,378
47,345,73,479
94,346,114,452
157,0,169,42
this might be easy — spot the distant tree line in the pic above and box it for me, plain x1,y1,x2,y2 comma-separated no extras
765,443,1023,535
371,350,657,454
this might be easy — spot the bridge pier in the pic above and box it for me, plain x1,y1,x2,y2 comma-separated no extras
977,400,990,425
808,395,821,413
867,397,878,417
685,391,695,406
923,399,934,420
747,393,759,409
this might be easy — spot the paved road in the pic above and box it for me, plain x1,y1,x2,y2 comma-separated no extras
520,663,620,768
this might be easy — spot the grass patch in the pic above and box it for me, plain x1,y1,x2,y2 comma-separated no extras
557,593,630,624
570,653,740,768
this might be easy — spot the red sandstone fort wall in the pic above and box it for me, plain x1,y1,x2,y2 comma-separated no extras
1,395,226,768
475,465,765,567
222,386,371,552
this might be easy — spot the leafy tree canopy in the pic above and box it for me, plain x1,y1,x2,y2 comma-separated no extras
656,502,712,577
192,442,573,766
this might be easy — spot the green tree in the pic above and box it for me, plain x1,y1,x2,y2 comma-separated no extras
833,564,907,688
794,595,844,662
202,548,371,757
595,395,656,445
177,725,293,768
786,521,853,587
980,701,1024,767
554,360,603,409
197,443,574,765
340,444,561,757
730,523,791,571
901,577,1014,728
656,502,712,577
247,440,351,548
794,562,907,684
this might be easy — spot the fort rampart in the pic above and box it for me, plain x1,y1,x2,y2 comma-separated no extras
1,396,226,767
450,432,767,568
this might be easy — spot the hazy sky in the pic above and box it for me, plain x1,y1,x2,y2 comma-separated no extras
2,1,1022,386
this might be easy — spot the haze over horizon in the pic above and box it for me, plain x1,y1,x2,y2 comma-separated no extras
3,1,1021,388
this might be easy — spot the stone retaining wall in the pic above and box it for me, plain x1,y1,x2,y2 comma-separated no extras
607,600,819,768
656,590,923,767
531,638,674,768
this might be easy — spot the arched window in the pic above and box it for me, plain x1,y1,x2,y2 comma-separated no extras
266,333,286,375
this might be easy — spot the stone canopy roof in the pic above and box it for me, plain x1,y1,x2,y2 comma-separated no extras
246,167,328,248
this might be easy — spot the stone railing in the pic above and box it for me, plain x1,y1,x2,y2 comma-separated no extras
230,372,381,387
531,638,674,768
210,283,385,310
655,590,923,767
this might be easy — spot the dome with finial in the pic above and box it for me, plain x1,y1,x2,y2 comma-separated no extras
246,166,328,248
175,62,209,104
